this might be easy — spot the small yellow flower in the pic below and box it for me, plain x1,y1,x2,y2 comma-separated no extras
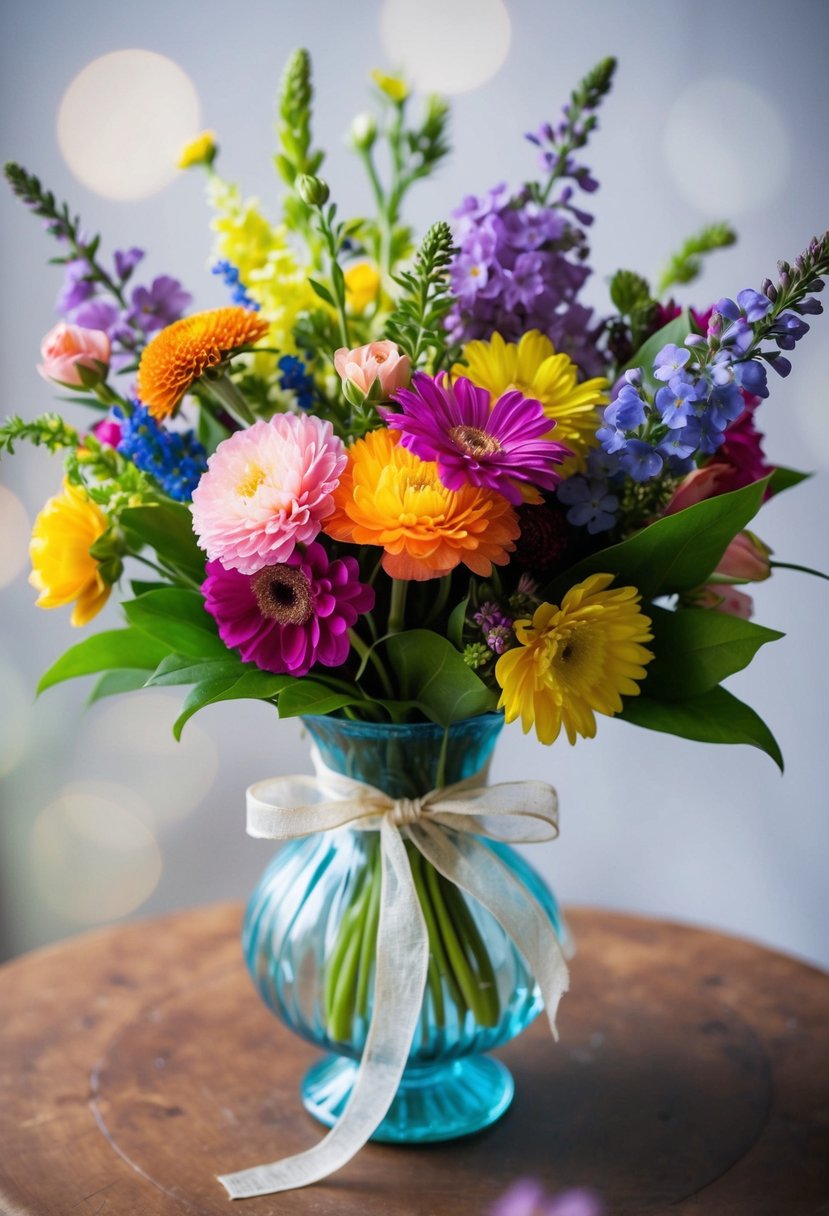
345,262,381,313
495,573,653,745
454,331,609,474
177,130,217,170
29,481,112,627
371,69,409,103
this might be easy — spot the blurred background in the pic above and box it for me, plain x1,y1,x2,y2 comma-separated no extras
1,0,827,967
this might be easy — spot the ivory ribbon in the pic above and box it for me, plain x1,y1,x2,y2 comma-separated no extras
218,746,569,1199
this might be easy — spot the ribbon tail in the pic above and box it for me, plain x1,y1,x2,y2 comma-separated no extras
412,824,569,1040
218,818,429,1198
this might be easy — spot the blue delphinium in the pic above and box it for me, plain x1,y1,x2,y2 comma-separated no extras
212,259,260,311
557,450,620,533
277,355,314,409
116,403,207,502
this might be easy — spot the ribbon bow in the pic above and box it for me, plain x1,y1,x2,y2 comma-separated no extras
219,747,569,1199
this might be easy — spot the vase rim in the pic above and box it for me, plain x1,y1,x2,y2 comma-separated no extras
300,712,504,739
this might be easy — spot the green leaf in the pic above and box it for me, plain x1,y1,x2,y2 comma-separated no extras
123,589,227,660
620,685,784,771
308,277,335,307
171,669,296,738
447,596,469,650
623,312,693,393
276,680,363,719
768,465,811,495
643,605,783,700
609,269,652,315
146,654,246,687
120,503,205,584
382,630,497,727
544,478,769,603
88,668,152,704
38,629,171,694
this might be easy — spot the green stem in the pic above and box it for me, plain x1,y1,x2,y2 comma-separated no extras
202,372,255,426
423,858,489,1026
441,877,500,1027
323,866,370,1036
387,578,407,635
408,848,448,1027
348,628,395,700
355,842,381,1019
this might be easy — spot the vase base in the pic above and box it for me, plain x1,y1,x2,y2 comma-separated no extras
301,1053,514,1143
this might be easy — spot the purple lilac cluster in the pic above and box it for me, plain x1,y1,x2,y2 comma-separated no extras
474,600,513,654
212,259,260,311
446,184,604,377
58,248,191,372
115,403,207,502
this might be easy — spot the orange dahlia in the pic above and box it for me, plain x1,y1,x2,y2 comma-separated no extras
136,306,269,418
325,428,519,581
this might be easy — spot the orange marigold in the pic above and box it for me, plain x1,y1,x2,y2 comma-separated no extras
325,428,519,581
136,307,269,418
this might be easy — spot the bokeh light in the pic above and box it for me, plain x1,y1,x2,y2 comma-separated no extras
57,50,201,200
380,0,511,95
0,651,33,778
664,78,789,216
0,483,30,590
86,693,218,826
29,787,162,923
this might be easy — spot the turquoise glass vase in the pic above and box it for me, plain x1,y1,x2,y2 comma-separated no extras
243,713,564,1143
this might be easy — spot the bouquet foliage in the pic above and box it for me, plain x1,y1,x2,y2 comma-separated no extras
3,51,828,773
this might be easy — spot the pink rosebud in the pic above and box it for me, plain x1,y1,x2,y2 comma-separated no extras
714,531,772,583
696,585,754,619
664,462,732,515
38,321,110,389
333,340,411,399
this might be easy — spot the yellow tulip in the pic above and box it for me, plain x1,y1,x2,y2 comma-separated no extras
29,481,112,626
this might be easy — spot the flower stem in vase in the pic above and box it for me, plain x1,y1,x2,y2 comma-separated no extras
424,857,500,1028
324,863,372,1042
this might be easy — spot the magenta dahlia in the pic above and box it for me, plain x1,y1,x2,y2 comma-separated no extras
202,542,374,676
381,372,571,504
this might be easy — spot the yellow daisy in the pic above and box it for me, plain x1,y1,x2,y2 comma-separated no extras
454,331,609,473
29,480,112,627
495,573,653,745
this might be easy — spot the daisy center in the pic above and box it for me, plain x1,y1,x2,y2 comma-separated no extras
251,566,313,626
449,424,501,458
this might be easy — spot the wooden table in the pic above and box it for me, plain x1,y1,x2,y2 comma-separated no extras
1,904,827,1215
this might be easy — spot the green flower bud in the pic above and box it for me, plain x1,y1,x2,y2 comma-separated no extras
295,173,330,207
350,112,377,151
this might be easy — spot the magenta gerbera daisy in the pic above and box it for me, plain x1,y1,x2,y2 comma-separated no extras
191,412,346,576
380,371,571,504
202,543,374,676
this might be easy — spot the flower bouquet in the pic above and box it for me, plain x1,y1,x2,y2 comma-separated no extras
3,50,827,1197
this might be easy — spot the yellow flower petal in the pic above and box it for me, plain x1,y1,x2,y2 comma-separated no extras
495,573,653,746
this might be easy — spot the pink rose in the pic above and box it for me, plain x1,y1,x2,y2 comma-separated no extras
714,531,772,583
334,340,411,399
38,321,110,388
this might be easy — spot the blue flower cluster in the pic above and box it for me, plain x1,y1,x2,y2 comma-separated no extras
556,449,620,534
277,355,314,410
212,259,260,311
594,290,788,486
116,404,207,502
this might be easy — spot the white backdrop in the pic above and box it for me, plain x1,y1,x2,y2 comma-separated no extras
1,0,827,967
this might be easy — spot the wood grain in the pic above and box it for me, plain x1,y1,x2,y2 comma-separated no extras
0,904,827,1215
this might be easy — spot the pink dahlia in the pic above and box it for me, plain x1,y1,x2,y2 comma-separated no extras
191,413,346,575
202,543,374,676
381,372,570,504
